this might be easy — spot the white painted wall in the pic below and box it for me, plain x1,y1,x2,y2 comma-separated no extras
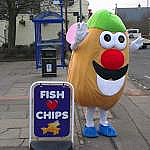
16,15,34,45
41,23,61,40
0,20,7,46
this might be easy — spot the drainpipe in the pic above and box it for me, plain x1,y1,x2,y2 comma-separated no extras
65,0,68,32
79,0,82,22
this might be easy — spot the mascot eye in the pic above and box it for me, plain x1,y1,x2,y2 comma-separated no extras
99,31,114,49
114,32,127,50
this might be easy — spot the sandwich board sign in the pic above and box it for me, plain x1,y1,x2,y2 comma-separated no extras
29,81,74,149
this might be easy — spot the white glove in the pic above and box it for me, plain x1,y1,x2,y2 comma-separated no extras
129,37,144,51
71,22,88,50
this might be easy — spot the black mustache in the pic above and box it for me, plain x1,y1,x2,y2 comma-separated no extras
93,61,128,80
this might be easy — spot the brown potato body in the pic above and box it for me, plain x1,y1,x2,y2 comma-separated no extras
68,29,129,110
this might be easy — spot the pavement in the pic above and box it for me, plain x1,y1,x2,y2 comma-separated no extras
0,61,150,150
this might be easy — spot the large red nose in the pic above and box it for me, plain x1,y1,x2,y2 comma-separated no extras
100,49,124,70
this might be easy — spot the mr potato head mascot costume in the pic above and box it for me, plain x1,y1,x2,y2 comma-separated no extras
67,10,129,138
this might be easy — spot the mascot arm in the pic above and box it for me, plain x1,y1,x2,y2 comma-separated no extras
129,37,144,51
71,22,88,50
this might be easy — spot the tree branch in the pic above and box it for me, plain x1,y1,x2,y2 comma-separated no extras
17,1,41,14
0,0,8,8
0,13,9,20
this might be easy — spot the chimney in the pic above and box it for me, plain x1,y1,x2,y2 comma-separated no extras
138,3,141,8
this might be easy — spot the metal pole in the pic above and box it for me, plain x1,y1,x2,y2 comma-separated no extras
4,28,6,44
147,0,150,36
79,0,82,22
115,3,117,15
65,0,68,32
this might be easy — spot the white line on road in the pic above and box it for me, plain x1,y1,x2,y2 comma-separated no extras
144,75,150,79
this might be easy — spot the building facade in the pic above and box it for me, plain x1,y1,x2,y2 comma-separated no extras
116,6,150,36
0,0,89,46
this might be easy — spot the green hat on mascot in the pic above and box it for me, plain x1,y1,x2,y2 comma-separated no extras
87,9,126,32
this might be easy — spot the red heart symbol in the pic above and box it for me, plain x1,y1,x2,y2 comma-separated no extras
46,100,58,110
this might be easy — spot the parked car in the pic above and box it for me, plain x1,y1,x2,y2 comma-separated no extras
127,29,141,39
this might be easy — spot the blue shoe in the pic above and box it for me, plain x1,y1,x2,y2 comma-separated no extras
82,126,99,138
97,124,117,137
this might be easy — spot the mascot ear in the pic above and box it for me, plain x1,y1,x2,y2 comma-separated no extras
66,22,88,50
129,37,144,51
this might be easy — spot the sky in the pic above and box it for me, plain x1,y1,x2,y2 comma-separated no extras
88,0,149,12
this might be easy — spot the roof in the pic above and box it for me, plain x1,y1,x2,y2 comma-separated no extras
32,11,64,23
116,7,150,23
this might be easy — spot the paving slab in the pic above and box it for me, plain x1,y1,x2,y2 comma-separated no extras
0,119,28,128
21,139,29,147
0,98,28,104
0,128,8,134
111,101,149,150
120,96,150,147
0,147,29,150
0,112,27,119
20,128,29,139
5,87,28,97
12,82,31,88
124,80,147,96
129,96,150,104
79,137,115,150
0,139,24,147
0,128,20,140
129,96,150,118
0,104,8,112
8,104,29,112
